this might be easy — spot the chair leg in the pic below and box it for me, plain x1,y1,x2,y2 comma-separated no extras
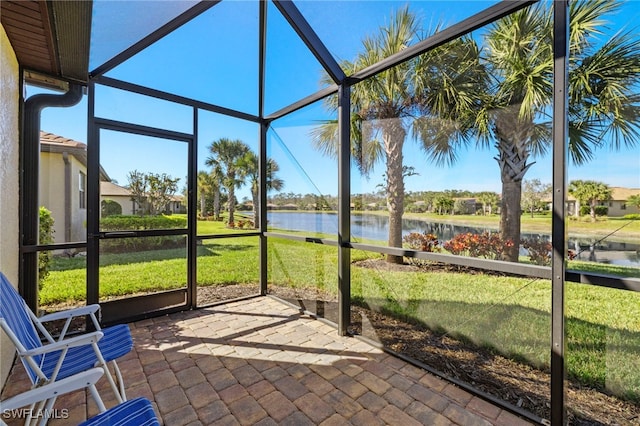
88,383,107,413
91,343,125,404
102,363,124,404
110,360,127,402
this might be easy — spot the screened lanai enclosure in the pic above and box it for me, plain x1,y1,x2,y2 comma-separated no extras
7,0,640,424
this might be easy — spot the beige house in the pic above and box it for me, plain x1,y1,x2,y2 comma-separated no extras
563,187,640,217
100,181,185,216
40,132,109,243
100,181,139,216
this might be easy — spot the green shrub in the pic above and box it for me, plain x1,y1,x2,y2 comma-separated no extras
38,207,55,289
579,205,608,216
622,213,640,220
100,215,187,253
101,199,122,217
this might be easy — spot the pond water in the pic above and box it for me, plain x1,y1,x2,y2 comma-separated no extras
267,211,640,267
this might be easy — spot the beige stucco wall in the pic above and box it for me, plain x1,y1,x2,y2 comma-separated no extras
40,152,87,243
0,23,20,389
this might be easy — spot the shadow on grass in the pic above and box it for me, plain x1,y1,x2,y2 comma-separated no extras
273,287,639,415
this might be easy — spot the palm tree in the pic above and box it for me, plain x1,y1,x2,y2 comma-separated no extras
477,191,499,216
420,0,640,261
197,171,213,219
243,151,284,228
205,138,251,225
569,180,612,222
627,194,640,210
312,6,484,264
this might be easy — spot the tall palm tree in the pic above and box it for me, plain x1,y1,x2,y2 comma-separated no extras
205,138,251,225
312,6,484,264
420,0,640,261
243,151,284,228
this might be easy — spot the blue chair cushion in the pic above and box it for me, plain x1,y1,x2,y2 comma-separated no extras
40,324,133,380
79,397,159,426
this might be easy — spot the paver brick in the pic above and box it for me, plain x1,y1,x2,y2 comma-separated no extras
443,403,494,426
231,364,262,387
355,370,392,395
185,382,219,409
162,404,199,426
407,383,450,412
330,374,368,399
383,387,414,409
258,391,298,421
350,409,385,426
228,395,267,426
274,376,308,400
155,385,189,414
300,372,336,396
218,383,249,404
279,411,314,426
405,401,452,426
246,380,276,399
322,389,362,418
148,369,179,393
378,404,424,426
495,410,534,426
319,414,350,426
294,393,335,423
443,383,474,405
196,400,230,424
207,369,238,391
467,396,502,420
356,391,388,413
176,366,207,389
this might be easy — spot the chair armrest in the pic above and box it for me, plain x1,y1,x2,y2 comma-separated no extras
38,305,101,322
22,331,104,357
0,368,104,411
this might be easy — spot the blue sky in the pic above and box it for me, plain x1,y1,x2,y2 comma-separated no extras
33,0,639,200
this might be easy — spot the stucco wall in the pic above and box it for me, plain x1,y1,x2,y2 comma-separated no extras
40,151,66,242
0,23,20,389
40,152,87,243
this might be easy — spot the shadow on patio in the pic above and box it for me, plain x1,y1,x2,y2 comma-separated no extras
1,296,531,426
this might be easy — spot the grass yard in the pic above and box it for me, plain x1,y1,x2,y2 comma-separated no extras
40,219,640,403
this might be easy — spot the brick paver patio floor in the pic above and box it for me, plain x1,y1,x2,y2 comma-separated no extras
2,296,532,425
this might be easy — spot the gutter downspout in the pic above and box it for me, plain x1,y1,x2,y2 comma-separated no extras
21,83,83,313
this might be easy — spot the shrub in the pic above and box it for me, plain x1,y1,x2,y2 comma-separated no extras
622,213,640,220
403,232,440,252
38,207,55,289
579,205,608,216
101,199,122,217
100,215,187,253
521,238,552,266
443,232,513,260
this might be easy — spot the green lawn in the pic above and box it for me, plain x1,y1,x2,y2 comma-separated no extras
40,218,640,403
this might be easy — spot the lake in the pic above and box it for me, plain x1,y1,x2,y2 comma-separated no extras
266,211,640,267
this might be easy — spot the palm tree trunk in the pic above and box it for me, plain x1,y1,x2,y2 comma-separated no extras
252,189,259,229
500,180,522,261
200,193,207,219
213,188,221,221
383,122,406,264
494,111,534,262
228,185,236,225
